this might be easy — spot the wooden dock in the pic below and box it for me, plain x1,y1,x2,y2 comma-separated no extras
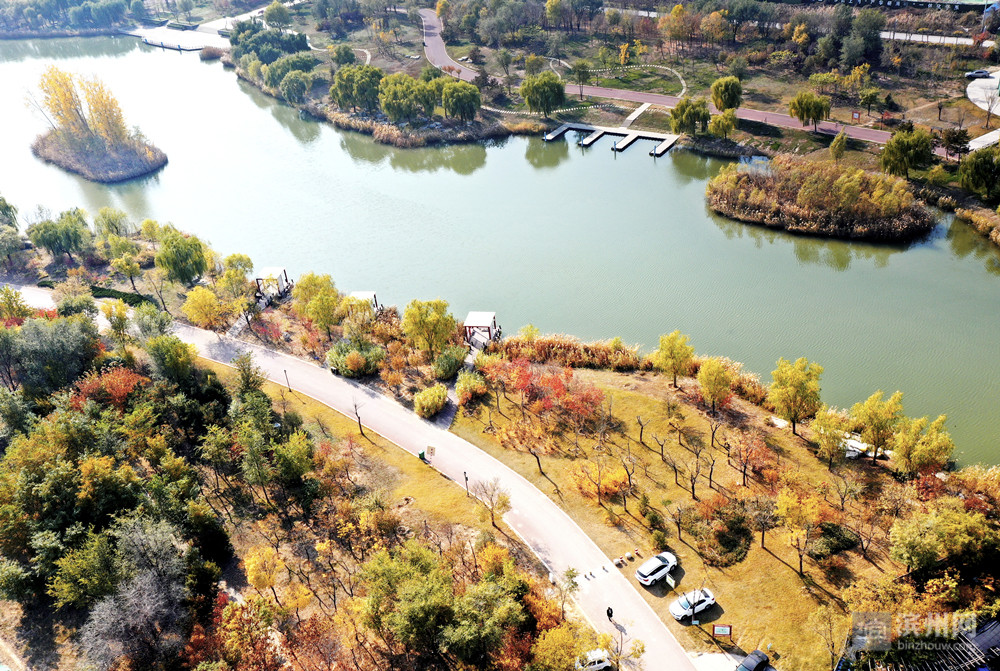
544,120,679,157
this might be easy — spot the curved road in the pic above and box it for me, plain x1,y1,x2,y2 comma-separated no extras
420,8,892,145
8,283,695,671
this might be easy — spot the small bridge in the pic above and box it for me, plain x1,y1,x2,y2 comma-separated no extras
544,122,679,157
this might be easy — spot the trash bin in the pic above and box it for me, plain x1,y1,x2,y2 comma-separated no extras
418,450,426,461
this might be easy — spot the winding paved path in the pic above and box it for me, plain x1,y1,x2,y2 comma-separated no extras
7,283,695,671
420,8,908,147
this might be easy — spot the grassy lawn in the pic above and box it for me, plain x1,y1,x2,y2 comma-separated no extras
590,67,684,96
452,368,895,671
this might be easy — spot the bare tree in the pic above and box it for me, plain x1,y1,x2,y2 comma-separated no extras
986,87,999,129
352,397,365,438
748,496,777,548
665,401,685,446
832,470,861,510
708,417,724,449
555,567,579,620
81,571,187,671
808,605,850,671
636,415,649,446
581,452,612,507
472,477,512,528
663,450,681,486
687,455,703,501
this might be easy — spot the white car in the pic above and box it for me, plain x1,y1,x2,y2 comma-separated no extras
668,587,716,621
576,648,614,671
634,551,678,586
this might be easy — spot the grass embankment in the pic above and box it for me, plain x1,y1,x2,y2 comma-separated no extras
452,368,893,671
705,154,935,241
31,131,167,183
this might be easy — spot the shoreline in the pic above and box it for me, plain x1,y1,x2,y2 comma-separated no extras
31,131,168,184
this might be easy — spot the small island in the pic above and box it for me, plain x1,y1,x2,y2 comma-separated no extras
705,155,935,242
30,65,167,183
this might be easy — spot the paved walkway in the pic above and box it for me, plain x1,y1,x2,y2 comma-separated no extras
5,283,697,671
419,9,896,147
966,69,1000,149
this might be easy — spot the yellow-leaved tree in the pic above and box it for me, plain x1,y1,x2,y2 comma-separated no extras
245,545,285,604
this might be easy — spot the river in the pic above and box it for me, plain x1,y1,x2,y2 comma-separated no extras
1,36,998,464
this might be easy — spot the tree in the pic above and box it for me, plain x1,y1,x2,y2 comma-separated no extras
182,286,224,330
859,86,880,115
570,60,591,100
727,55,748,82
280,70,311,103
700,10,730,45
788,90,830,132
879,129,933,179
0,196,17,229
697,358,732,414
330,65,358,109
891,414,955,476
48,531,118,608
331,44,356,67
959,145,1000,202
825,130,846,164
850,390,904,464
808,605,849,671
531,623,590,671
245,545,284,602
710,75,742,111
889,514,943,571
0,228,20,266
777,487,820,575
524,54,546,77
767,357,823,436
494,48,513,78
353,65,384,114
520,72,565,118
379,73,418,123
0,286,32,322
748,496,777,548
26,208,91,263
93,206,133,239
36,65,90,138
651,330,694,387
472,477,512,528
402,299,456,359
851,8,886,62
133,302,172,342
16,317,100,399
442,80,481,122
155,231,207,286
263,0,291,30
812,406,850,467
81,570,187,671
669,96,711,134
708,109,737,140
145,335,197,384
733,429,764,487
101,299,132,351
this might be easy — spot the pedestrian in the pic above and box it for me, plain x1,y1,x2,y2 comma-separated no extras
607,606,613,622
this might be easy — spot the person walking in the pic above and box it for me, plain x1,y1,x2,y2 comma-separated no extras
607,606,613,622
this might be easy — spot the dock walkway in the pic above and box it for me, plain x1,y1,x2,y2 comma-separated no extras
544,120,679,156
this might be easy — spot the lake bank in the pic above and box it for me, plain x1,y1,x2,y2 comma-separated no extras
31,130,167,183
2,37,1000,465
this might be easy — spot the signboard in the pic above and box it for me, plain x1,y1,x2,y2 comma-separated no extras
664,574,676,589
852,111,861,121
426,446,436,458
713,624,733,638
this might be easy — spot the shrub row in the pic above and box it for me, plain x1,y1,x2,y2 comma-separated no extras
414,384,448,418
487,334,644,371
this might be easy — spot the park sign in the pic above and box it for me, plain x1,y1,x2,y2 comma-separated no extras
664,574,676,589
713,624,733,638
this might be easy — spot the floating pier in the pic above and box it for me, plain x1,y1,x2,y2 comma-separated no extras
544,121,679,157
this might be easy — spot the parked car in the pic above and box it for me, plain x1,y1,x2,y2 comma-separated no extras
576,648,614,671
966,70,993,79
668,587,716,621
634,551,678,586
736,650,770,671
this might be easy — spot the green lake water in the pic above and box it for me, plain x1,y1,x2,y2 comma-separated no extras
1,37,999,464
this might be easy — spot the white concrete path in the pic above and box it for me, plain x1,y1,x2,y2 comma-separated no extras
5,283,698,671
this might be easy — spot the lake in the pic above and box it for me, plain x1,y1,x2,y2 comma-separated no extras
1,36,998,464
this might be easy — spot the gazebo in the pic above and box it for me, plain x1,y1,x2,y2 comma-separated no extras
464,311,498,348
255,267,291,300
349,291,381,312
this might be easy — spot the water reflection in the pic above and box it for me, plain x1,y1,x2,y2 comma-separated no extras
339,132,488,174
946,216,1000,276
668,149,718,182
525,135,569,169
711,212,902,271
0,36,138,62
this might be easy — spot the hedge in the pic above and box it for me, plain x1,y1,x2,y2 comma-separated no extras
414,384,448,418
